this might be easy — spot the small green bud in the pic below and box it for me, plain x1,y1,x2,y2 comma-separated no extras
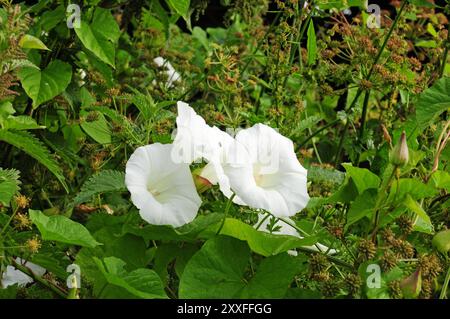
390,131,409,166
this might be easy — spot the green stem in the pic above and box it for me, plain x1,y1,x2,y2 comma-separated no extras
0,206,19,239
440,263,450,299
334,1,407,166
10,258,67,298
297,119,340,151
356,90,371,164
439,22,449,78
370,165,398,239
241,11,282,76
216,193,236,235
255,213,270,231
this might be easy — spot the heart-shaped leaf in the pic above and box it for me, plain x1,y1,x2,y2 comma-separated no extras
18,60,72,108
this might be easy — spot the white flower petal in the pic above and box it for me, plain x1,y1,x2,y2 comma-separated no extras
125,143,201,227
224,123,310,217
1,258,46,288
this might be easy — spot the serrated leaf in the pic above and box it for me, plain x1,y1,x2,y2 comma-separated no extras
29,209,101,248
18,59,72,108
0,168,21,206
73,170,125,205
0,130,68,192
74,8,120,67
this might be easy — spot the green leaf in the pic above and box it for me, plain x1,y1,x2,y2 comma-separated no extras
74,8,120,67
2,115,45,130
403,195,434,234
73,170,125,205
29,209,101,248
432,229,450,253
346,189,377,228
80,112,111,145
0,168,21,207
38,6,65,31
179,236,250,298
19,34,49,50
123,212,224,241
166,0,190,18
430,170,450,191
0,130,68,192
307,20,317,65
18,59,72,108
200,218,318,257
409,0,435,7
342,163,380,194
415,77,450,129
240,253,299,298
94,257,167,299
387,178,437,203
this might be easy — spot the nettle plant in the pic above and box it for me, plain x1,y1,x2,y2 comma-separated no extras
0,0,449,299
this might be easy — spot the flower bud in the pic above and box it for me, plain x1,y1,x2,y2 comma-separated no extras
390,131,409,166
400,269,422,299
192,168,212,194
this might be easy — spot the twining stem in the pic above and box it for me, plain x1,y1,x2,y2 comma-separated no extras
370,165,398,240
255,213,270,231
334,0,408,166
216,193,236,235
438,19,449,78
0,205,19,239
356,90,371,164
440,262,450,299
10,258,68,298
296,119,340,151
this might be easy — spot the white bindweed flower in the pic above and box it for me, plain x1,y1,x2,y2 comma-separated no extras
255,214,337,255
125,143,201,227
172,102,244,204
1,258,46,288
153,57,181,88
223,123,310,217
172,101,216,164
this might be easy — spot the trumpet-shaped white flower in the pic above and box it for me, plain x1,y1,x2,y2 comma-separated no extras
125,143,201,227
153,57,181,88
223,124,310,217
1,258,46,288
255,214,337,255
172,102,244,204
